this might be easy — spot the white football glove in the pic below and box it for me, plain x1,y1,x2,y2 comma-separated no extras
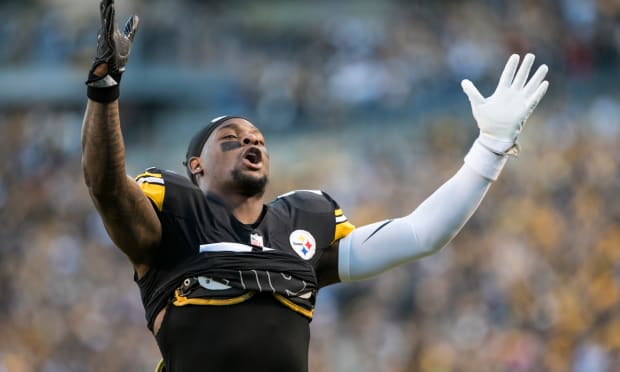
461,53,549,155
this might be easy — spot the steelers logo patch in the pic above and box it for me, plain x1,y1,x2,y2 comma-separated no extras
289,230,316,260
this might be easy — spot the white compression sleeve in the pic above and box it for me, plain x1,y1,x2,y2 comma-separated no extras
338,139,508,282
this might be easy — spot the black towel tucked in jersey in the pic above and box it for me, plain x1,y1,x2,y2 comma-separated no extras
141,250,318,331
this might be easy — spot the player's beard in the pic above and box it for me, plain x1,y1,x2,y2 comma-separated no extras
231,168,268,197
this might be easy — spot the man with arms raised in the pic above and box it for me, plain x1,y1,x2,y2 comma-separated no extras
81,1,549,371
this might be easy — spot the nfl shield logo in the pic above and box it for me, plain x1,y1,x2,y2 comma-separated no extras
250,233,263,248
289,230,316,260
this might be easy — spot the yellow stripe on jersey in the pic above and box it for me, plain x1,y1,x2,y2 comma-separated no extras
135,171,165,211
333,208,355,243
173,289,255,307
272,294,314,319
334,221,355,243
135,171,163,180
139,182,165,212
154,359,165,372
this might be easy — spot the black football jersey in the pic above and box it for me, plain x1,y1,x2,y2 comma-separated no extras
134,168,355,372
134,168,355,328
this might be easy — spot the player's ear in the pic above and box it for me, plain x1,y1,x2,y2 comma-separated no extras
188,157,204,176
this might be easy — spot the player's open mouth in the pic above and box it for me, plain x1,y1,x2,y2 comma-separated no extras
242,147,263,169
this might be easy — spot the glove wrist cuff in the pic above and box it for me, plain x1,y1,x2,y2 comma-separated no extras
86,73,122,103
478,133,520,156
464,139,509,181
87,85,120,103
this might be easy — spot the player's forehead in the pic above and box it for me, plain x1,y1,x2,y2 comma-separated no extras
213,118,261,136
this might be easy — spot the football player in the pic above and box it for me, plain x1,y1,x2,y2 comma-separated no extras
81,1,549,371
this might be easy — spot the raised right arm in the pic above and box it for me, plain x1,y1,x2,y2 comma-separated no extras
82,0,159,278
82,100,161,277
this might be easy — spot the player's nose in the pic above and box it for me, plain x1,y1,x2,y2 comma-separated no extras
242,133,260,146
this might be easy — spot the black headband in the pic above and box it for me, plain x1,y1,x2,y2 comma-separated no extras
183,115,248,184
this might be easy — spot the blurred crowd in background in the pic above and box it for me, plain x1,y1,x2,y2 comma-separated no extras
1,0,620,371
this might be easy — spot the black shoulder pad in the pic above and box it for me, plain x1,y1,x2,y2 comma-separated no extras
160,169,195,188
145,166,162,173
276,190,334,213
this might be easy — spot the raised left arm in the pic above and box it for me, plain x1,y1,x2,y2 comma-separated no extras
334,53,548,282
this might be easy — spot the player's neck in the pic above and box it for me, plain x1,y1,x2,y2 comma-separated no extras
222,193,265,225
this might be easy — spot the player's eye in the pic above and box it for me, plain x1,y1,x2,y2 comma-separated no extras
222,134,238,140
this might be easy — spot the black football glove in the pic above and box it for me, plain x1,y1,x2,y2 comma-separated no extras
86,0,139,102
